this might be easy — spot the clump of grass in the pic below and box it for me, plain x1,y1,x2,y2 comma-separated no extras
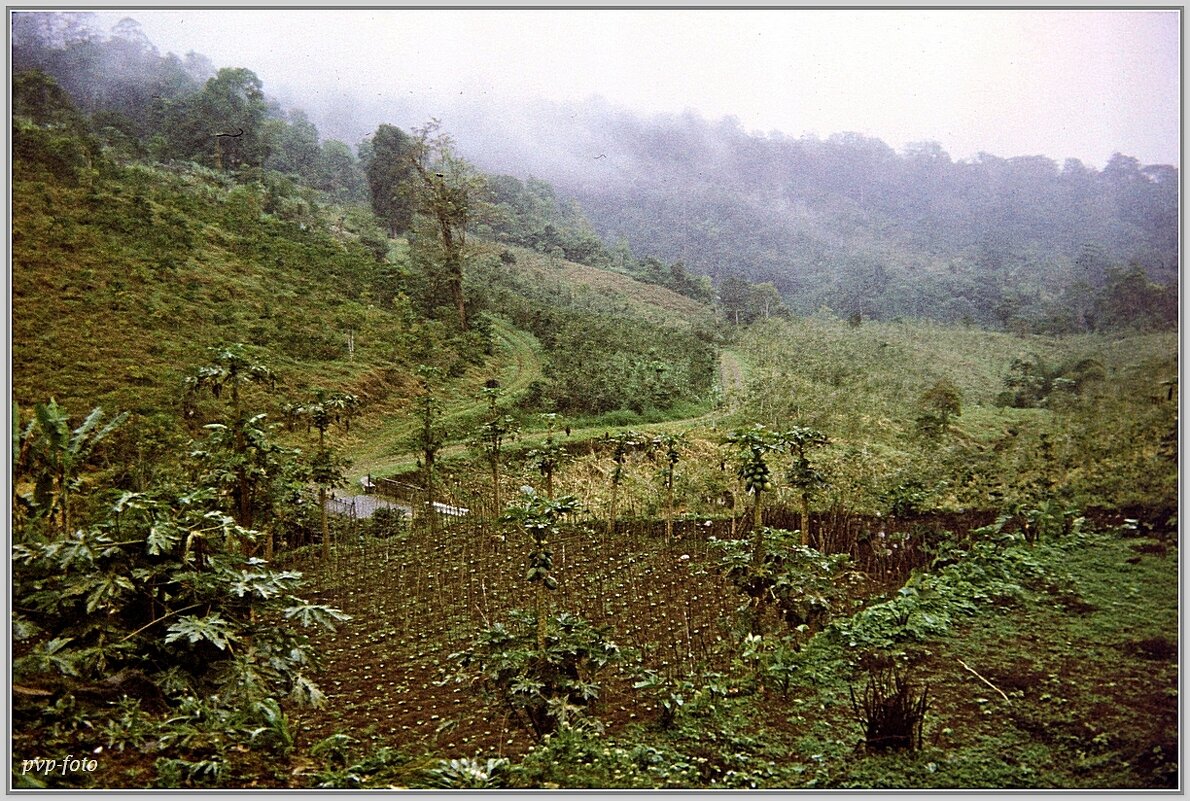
850,658,930,753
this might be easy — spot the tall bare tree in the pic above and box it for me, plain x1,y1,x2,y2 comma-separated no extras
405,120,487,332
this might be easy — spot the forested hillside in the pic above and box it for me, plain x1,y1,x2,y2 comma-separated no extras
523,106,1179,328
12,12,1178,335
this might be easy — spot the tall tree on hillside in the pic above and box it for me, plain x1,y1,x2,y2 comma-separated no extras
365,123,416,236
264,108,321,179
719,275,754,326
316,139,366,202
751,282,785,321
1097,264,1178,330
405,120,486,332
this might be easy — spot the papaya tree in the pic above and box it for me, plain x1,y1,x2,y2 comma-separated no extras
183,344,277,424
604,430,646,538
502,490,580,651
526,413,565,499
779,426,830,547
13,399,127,537
300,389,357,560
183,344,278,531
727,425,780,567
12,479,350,724
650,433,685,544
188,412,291,556
473,381,518,518
413,366,445,534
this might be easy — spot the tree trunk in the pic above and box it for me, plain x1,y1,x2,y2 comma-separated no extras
665,469,674,545
58,467,70,536
490,456,501,518
750,491,765,568
320,487,330,560
607,479,620,540
425,451,438,535
536,582,547,652
238,473,254,555
450,271,468,332
801,493,812,548
438,214,468,332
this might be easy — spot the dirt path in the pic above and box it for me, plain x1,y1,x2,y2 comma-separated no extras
355,346,749,483
718,349,746,401
348,320,544,482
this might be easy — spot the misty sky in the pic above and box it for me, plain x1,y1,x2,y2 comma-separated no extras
92,8,1180,169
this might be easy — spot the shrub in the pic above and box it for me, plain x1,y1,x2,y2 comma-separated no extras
452,610,623,739
713,529,868,634
11,480,350,783
368,505,409,538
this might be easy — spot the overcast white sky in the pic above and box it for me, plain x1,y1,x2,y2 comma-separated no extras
91,8,1180,168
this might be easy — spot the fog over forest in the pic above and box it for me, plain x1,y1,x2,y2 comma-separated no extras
12,10,1180,329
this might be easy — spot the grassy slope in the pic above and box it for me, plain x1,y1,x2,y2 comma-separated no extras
387,312,1175,523
734,315,1177,428
8,165,700,413
343,319,546,480
471,240,714,332
11,164,415,417
727,316,1178,510
10,162,723,485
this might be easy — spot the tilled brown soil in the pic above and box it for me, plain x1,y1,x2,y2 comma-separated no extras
292,519,748,761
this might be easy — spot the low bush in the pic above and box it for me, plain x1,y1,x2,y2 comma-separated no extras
451,610,624,739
